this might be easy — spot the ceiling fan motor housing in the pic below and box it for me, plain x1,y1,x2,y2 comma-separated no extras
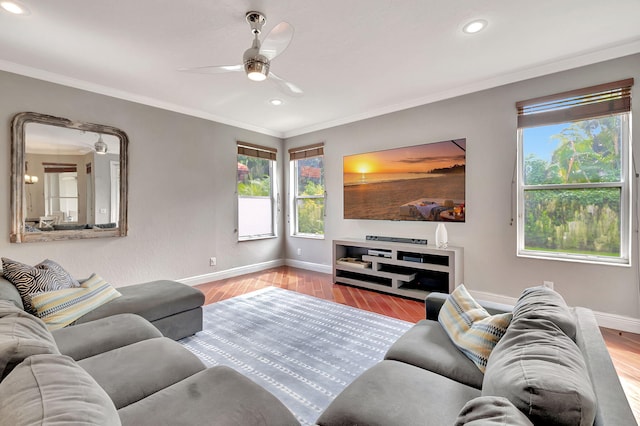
243,17,270,81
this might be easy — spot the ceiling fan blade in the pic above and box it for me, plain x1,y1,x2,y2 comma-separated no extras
177,64,243,74
269,72,304,97
260,22,294,60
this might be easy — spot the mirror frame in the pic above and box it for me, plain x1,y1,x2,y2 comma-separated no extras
10,112,129,243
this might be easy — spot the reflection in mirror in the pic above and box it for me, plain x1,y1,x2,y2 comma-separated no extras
11,112,128,243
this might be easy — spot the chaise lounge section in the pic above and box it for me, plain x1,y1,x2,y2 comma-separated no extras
72,279,205,340
0,274,204,340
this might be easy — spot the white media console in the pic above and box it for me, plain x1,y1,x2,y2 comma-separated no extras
333,238,463,300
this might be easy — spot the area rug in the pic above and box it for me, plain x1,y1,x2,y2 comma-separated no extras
179,286,413,425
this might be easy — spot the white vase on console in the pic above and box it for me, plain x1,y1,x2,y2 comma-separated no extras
435,223,448,249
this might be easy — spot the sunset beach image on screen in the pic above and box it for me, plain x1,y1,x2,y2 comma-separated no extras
343,139,466,221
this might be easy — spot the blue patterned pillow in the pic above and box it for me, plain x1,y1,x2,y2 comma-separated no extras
438,284,512,372
1,258,79,314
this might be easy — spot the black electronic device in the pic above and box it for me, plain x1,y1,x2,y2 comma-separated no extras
365,235,428,245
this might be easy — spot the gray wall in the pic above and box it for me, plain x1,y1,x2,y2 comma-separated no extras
0,70,284,286
285,53,640,320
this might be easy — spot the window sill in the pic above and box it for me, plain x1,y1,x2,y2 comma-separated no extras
517,251,630,267
291,234,325,240
238,235,278,242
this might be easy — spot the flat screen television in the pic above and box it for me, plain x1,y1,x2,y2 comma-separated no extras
343,138,466,221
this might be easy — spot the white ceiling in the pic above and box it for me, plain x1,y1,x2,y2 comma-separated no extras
1,0,639,138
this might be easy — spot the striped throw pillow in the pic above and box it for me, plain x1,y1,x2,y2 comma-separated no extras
438,284,512,373
30,274,121,330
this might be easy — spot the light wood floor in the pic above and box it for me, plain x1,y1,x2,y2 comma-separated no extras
195,266,640,423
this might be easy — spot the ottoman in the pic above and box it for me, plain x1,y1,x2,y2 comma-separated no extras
74,280,205,340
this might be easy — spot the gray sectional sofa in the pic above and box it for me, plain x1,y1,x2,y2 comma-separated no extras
0,295,300,425
317,288,637,426
2,266,636,425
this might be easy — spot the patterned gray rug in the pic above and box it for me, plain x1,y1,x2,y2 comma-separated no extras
179,287,413,425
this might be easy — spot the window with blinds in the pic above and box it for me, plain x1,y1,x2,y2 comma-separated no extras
516,79,633,264
237,142,277,240
289,143,325,237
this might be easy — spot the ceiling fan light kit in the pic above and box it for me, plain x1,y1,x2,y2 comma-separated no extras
245,60,269,81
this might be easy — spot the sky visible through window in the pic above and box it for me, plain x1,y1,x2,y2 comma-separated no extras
523,123,569,162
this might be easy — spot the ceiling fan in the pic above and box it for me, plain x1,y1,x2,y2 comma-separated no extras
179,11,303,97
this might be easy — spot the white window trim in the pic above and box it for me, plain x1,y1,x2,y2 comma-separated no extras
290,156,325,239
516,115,632,266
237,148,278,242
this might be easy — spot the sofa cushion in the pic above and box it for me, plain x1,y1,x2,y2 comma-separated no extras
317,360,481,426
438,284,512,372
1,257,79,313
118,365,300,426
53,313,163,361
482,316,596,426
74,279,204,325
0,300,59,379
513,286,576,340
455,396,534,426
0,354,121,425
385,319,485,388
30,273,121,330
79,336,205,409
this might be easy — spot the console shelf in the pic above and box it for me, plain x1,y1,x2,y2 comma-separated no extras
333,238,463,301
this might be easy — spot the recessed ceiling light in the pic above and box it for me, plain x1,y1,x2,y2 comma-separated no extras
269,99,283,106
462,19,487,34
0,1,29,15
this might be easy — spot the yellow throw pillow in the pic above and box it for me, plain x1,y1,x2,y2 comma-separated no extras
30,274,121,330
438,284,512,373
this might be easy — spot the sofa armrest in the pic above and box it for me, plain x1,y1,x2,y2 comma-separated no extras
425,292,513,320
574,307,637,425
425,293,449,320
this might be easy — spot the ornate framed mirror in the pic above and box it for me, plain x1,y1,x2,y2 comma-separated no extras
10,112,128,243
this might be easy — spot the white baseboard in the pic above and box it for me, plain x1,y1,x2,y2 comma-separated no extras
284,259,332,274
469,289,640,334
592,311,640,334
178,259,285,287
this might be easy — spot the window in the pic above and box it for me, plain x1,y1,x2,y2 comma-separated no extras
289,143,325,237
44,162,78,222
237,142,277,240
516,78,633,265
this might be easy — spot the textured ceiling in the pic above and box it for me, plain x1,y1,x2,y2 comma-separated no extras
1,0,639,137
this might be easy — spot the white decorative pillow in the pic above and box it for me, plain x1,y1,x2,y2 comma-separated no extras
30,273,121,330
438,284,512,372
1,258,78,314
